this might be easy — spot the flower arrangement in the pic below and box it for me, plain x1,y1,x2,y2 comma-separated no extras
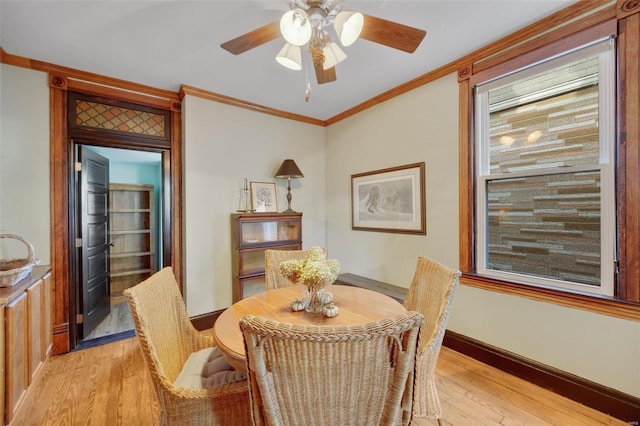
279,247,341,291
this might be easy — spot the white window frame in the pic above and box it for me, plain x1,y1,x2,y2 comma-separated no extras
474,38,616,297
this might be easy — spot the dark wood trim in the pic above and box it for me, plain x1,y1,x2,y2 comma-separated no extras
49,74,183,354
617,10,640,302
170,107,184,290
461,274,640,321
325,0,613,125
50,83,71,355
618,0,640,19
443,330,640,422
458,76,473,273
190,310,224,332
179,85,326,127
2,50,179,102
0,1,613,129
470,18,617,87
458,5,640,320
472,6,617,75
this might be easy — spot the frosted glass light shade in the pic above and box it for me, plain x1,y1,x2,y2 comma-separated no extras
276,43,302,70
323,42,347,70
280,9,312,46
334,11,363,47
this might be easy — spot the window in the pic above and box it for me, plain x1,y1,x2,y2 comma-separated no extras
474,38,615,296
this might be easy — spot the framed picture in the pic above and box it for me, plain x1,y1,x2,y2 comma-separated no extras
250,181,278,213
351,162,426,234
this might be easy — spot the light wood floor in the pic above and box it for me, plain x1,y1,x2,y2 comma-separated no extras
15,336,625,425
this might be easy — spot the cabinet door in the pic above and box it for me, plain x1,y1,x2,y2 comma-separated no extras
5,292,28,425
27,279,44,382
43,272,53,357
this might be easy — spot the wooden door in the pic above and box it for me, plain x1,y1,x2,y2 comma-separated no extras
78,146,111,339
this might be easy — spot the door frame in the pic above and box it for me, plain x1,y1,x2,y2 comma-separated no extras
49,74,183,354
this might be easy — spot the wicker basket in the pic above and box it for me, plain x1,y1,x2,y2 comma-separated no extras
0,234,38,287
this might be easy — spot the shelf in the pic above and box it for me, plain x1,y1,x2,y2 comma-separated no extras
110,251,154,259
109,183,156,302
231,213,302,302
110,268,153,278
109,229,151,235
110,209,151,213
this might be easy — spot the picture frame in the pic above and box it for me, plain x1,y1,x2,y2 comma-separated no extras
250,181,278,213
351,162,426,234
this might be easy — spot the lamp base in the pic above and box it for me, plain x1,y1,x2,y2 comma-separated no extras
281,208,298,213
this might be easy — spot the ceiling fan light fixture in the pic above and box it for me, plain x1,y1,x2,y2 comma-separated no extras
334,11,363,47
323,42,347,70
275,43,302,70
280,8,312,46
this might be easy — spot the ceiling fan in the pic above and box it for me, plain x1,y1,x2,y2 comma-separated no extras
220,0,426,86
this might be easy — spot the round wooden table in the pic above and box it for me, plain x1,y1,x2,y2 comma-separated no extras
213,284,407,372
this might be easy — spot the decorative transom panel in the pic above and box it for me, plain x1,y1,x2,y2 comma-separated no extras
75,100,166,137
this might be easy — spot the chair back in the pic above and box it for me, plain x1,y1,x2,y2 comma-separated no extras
124,267,191,384
403,257,460,355
264,248,327,290
402,257,460,420
240,311,424,426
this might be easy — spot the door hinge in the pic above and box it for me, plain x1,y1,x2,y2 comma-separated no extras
76,314,84,324
76,238,83,248
75,162,82,172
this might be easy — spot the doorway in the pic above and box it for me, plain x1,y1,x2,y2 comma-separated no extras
76,145,164,344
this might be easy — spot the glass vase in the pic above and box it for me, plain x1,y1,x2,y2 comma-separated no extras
304,287,325,314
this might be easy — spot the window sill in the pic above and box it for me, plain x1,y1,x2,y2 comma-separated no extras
461,273,640,321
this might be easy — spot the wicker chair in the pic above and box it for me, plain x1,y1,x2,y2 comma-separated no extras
264,248,327,290
124,267,251,425
402,257,461,423
240,311,424,426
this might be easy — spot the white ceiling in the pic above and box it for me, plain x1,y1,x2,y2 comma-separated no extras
1,0,575,121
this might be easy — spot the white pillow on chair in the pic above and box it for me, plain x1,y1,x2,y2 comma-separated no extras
174,347,246,389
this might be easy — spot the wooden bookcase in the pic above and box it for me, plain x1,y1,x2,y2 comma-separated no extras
231,213,302,301
108,183,156,303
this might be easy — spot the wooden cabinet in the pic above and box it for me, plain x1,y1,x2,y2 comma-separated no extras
109,183,156,303
1,266,52,425
231,213,302,301
5,292,28,425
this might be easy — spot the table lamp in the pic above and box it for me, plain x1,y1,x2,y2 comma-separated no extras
274,159,304,213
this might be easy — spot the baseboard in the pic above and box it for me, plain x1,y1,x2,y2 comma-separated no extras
443,330,640,422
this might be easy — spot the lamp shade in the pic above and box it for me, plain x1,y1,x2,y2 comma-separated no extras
276,43,302,70
322,42,347,70
274,159,304,178
280,9,312,46
334,11,363,47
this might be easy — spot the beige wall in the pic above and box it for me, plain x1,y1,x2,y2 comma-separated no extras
2,63,638,398
326,74,460,284
182,94,326,316
324,72,640,398
0,64,50,263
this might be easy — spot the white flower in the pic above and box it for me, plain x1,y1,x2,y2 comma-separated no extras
279,247,341,291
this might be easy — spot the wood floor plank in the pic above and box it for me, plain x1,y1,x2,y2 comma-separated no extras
11,338,626,425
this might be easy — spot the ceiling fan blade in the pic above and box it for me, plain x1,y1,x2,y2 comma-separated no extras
360,14,426,53
314,64,337,84
221,21,281,55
